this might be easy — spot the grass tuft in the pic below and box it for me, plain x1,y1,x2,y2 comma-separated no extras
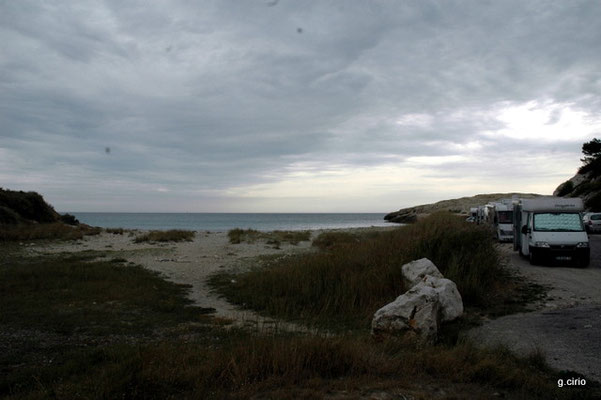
133,230,195,243
228,228,311,245
312,231,360,250
228,228,260,244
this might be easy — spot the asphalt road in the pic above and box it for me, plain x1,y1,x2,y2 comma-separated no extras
469,234,601,381
591,234,601,269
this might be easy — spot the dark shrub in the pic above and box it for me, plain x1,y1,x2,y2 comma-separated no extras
585,191,601,211
60,213,79,225
0,188,60,223
0,206,23,225
556,180,574,197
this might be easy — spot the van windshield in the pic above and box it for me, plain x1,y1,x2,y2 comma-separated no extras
533,213,584,232
497,211,513,224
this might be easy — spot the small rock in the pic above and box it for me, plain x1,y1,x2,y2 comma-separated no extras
584,324,593,328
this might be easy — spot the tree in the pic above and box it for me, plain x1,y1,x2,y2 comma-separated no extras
579,138,601,177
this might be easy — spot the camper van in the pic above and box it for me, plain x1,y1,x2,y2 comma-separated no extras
468,207,478,223
490,200,513,242
513,197,589,267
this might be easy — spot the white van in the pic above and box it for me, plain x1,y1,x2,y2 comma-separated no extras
490,200,513,242
513,197,590,267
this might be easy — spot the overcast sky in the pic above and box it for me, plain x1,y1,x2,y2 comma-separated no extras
1,1,601,212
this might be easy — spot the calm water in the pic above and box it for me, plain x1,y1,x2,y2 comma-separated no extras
69,213,395,232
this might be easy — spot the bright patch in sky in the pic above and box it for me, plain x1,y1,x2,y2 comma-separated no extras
489,101,601,141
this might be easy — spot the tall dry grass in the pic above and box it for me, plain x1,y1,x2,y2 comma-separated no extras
213,213,505,328
4,335,577,399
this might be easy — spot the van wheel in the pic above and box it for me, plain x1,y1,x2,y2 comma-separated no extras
579,255,590,268
529,249,539,265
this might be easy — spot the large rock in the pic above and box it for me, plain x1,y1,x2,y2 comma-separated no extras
372,285,440,339
401,258,443,287
414,275,463,322
372,258,463,339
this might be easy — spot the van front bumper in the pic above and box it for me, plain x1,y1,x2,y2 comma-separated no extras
530,245,590,263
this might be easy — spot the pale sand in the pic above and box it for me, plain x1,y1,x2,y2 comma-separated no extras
25,227,395,332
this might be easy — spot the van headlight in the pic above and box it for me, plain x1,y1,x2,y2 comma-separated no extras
576,242,589,248
535,241,550,248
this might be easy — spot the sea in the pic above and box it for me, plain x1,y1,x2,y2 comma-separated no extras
68,213,395,232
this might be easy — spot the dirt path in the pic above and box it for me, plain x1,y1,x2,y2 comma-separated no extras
28,230,319,332
28,227,393,333
469,235,601,381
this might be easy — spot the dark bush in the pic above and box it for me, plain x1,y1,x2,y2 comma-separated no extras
60,213,79,225
0,206,23,225
585,191,601,211
556,180,574,197
0,188,60,223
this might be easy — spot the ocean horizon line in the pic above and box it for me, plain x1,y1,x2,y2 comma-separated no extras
66,212,395,232
61,211,390,215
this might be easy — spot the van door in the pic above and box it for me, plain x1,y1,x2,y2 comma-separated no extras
521,212,531,256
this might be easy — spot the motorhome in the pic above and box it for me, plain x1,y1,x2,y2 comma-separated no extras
490,200,514,242
468,207,478,223
477,205,487,224
513,197,589,267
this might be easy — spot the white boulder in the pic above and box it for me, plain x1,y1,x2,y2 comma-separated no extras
413,275,463,322
372,258,463,339
401,258,443,287
372,285,440,339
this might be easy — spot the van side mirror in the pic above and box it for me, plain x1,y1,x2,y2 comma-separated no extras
521,225,529,234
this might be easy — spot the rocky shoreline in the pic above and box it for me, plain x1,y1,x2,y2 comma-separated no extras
384,192,541,223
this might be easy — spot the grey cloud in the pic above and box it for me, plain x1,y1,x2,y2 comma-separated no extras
1,0,600,211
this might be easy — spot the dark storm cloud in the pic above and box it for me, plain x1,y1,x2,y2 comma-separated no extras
1,0,601,211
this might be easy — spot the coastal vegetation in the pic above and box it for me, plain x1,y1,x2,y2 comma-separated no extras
0,188,596,398
0,222,101,241
212,213,528,330
0,187,99,241
1,233,593,399
133,229,196,243
228,228,311,245
553,137,601,210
